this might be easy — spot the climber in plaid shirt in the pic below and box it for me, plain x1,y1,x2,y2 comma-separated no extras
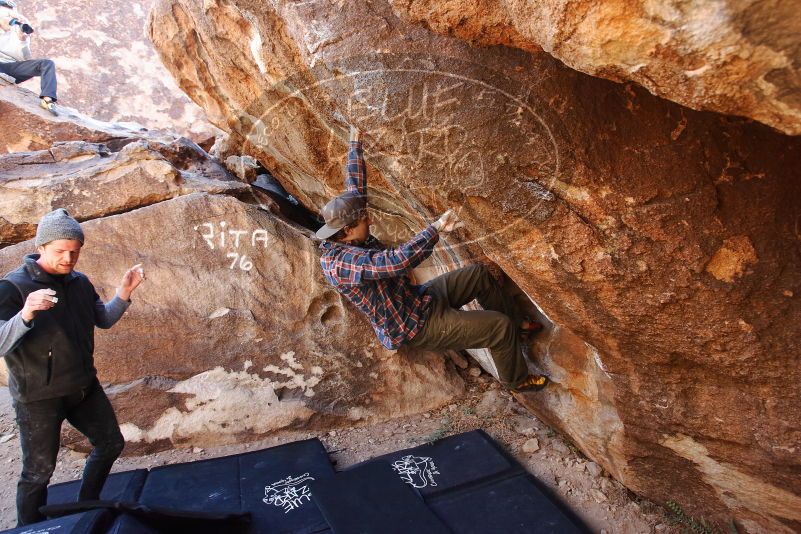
317,126,548,392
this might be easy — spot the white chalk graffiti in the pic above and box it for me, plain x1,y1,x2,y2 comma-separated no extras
391,455,440,489
194,221,272,271
263,473,315,513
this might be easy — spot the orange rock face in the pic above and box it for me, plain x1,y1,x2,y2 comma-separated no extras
149,1,801,530
389,0,801,136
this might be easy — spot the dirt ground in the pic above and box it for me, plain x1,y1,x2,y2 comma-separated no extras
0,370,681,533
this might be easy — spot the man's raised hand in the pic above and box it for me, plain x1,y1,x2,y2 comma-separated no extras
21,289,57,323
350,125,361,143
434,209,464,233
117,264,145,301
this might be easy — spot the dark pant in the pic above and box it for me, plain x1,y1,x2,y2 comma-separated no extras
12,378,124,526
0,58,58,100
406,264,529,388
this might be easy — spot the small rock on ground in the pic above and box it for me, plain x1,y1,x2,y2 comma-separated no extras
586,461,603,478
511,415,538,436
475,389,509,417
551,440,571,456
446,350,469,369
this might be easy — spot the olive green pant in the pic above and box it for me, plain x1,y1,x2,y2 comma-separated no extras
406,264,529,388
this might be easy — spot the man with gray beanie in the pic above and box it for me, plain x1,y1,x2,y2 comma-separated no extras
0,208,145,526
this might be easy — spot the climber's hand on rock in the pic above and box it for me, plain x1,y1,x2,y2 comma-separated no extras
350,125,361,143
434,209,464,233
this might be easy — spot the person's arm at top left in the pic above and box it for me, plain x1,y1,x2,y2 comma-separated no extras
20,27,30,60
95,263,145,329
21,31,30,59
344,126,366,195
14,11,31,59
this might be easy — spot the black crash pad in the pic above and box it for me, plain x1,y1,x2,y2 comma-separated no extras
104,514,159,534
0,510,112,534
348,429,523,497
311,461,450,534
39,499,250,534
139,438,334,534
346,429,588,533
46,470,148,506
428,473,586,534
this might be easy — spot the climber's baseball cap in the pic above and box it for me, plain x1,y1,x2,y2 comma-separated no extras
315,191,367,240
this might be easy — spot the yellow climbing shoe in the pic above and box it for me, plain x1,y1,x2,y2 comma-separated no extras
40,97,58,116
513,374,549,393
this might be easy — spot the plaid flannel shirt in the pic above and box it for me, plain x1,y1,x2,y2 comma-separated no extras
320,140,440,349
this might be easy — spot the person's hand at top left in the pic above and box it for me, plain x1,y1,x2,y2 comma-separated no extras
13,23,27,41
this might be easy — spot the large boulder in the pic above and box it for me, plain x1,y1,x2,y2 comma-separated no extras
0,193,464,454
0,82,155,154
389,0,801,136
149,1,801,531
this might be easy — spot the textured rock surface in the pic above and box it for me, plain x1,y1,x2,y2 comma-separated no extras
0,138,247,247
0,82,157,154
12,0,212,137
0,193,464,454
150,1,801,530
389,0,801,136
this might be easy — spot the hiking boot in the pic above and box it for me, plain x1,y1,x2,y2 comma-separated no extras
512,374,549,393
40,97,58,116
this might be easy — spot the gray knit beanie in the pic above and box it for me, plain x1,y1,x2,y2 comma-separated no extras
35,209,84,247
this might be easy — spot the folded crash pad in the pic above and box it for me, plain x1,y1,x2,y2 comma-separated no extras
46,469,148,506
0,510,112,534
139,438,335,534
39,500,250,534
311,461,451,534
105,514,159,534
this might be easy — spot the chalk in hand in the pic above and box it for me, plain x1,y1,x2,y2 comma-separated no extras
51,297,58,303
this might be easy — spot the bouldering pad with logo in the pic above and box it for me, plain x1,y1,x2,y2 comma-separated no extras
347,429,523,497
2,431,589,534
311,461,451,534
139,438,334,534
345,429,588,533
